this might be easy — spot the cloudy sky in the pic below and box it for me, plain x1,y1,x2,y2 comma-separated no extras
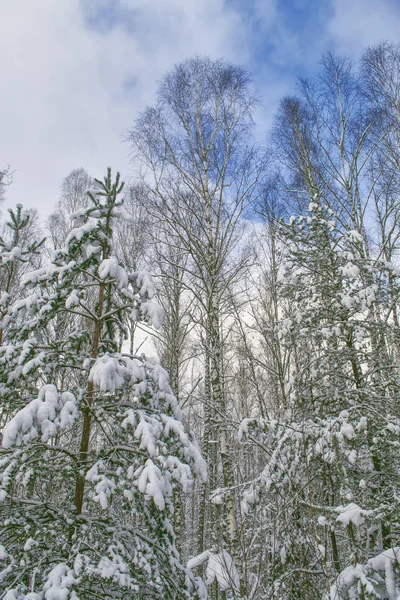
1,0,400,217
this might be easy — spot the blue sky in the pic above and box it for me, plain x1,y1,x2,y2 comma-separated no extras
2,0,400,215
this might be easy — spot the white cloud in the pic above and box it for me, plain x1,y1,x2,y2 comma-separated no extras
327,0,400,56
2,0,398,222
0,0,249,217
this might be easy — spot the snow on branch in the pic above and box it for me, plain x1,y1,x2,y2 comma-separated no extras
2,385,77,448
187,549,240,593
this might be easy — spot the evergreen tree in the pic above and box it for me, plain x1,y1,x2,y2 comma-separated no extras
239,199,400,599
0,170,206,600
0,205,44,433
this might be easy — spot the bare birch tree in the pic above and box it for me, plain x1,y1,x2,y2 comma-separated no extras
130,56,266,595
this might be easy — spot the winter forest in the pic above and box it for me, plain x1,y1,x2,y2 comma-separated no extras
2,40,400,600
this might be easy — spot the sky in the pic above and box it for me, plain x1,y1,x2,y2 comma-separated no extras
1,0,400,218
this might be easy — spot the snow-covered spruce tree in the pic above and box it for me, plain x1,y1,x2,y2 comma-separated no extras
239,199,400,599
0,204,44,346
0,205,44,433
0,169,207,599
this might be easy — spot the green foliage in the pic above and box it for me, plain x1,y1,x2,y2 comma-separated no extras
0,170,206,600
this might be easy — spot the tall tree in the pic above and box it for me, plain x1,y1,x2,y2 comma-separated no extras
234,46,400,599
130,56,265,596
239,198,400,599
0,169,206,600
